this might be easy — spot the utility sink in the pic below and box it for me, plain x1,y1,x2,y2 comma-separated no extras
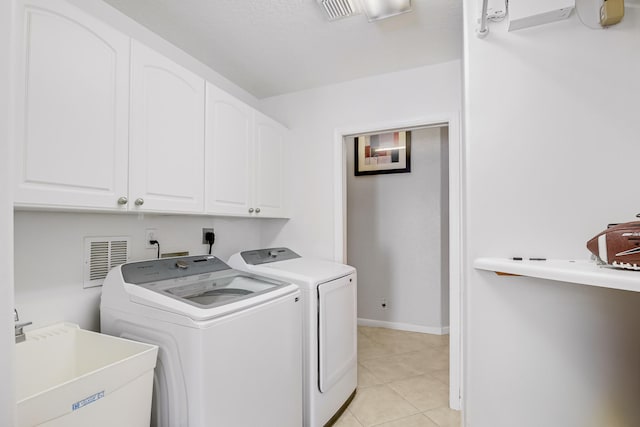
16,323,157,427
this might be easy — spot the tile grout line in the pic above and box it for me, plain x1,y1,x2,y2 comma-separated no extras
338,326,456,427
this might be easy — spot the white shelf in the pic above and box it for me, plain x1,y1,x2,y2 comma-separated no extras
473,258,640,293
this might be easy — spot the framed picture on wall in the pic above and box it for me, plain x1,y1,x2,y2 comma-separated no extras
354,130,411,176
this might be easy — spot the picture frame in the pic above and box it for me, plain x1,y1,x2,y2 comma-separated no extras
354,130,411,176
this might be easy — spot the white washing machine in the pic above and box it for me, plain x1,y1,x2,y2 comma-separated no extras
100,255,302,427
228,248,357,427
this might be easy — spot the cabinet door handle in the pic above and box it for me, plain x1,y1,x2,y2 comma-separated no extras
117,196,128,205
248,208,254,213
255,208,261,213
135,198,145,206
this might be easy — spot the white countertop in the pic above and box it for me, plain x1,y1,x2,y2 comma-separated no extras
473,257,640,293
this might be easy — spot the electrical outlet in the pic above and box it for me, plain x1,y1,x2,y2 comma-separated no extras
145,228,157,248
380,298,389,310
202,228,214,244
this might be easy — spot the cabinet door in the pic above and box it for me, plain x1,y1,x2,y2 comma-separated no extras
129,41,205,213
14,0,129,210
253,110,287,217
205,83,253,216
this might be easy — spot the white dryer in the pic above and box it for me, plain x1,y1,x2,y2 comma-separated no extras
100,255,302,427
228,248,357,427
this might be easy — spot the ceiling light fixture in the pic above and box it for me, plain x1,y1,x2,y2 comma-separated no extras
317,0,412,22
359,0,412,22
375,146,406,152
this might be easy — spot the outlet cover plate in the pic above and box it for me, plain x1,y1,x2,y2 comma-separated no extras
202,228,214,244
145,228,157,248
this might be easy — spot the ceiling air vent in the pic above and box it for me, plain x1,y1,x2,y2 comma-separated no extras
83,236,130,288
318,0,358,20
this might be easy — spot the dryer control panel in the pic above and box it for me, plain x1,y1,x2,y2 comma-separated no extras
240,248,300,265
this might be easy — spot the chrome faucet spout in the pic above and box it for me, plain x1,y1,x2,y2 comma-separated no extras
14,309,32,343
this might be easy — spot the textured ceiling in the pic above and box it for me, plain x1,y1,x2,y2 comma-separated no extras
101,0,463,98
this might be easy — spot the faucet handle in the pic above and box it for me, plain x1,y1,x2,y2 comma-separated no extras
14,308,19,322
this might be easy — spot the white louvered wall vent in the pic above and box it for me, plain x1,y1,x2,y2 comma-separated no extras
83,236,130,288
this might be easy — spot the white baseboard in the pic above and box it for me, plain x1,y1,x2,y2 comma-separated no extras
357,318,450,335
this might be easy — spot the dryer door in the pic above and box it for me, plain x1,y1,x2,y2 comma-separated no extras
318,273,357,393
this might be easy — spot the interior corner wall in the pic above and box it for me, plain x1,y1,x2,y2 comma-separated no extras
13,212,264,332
258,61,462,261
346,128,448,332
0,0,15,424
463,1,640,426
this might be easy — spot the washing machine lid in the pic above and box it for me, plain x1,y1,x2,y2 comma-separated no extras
121,255,290,311
150,273,285,310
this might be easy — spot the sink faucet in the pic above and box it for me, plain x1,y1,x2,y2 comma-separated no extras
14,309,32,343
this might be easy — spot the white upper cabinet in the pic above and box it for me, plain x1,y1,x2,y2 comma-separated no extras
13,1,285,218
253,110,287,217
205,84,288,218
205,83,252,216
14,0,130,210
129,41,205,213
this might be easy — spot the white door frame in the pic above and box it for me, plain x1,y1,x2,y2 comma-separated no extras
333,112,463,410
1,0,15,424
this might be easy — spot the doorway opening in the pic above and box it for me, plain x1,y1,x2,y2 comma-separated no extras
333,114,462,410
345,125,449,333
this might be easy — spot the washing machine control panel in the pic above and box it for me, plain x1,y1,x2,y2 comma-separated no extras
122,255,231,284
240,247,300,265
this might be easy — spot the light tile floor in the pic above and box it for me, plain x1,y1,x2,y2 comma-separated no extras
334,326,461,427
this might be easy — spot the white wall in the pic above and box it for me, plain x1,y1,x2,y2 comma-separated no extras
259,61,462,261
346,127,449,333
463,2,640,426
0,0,15,424
14,212,268,331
